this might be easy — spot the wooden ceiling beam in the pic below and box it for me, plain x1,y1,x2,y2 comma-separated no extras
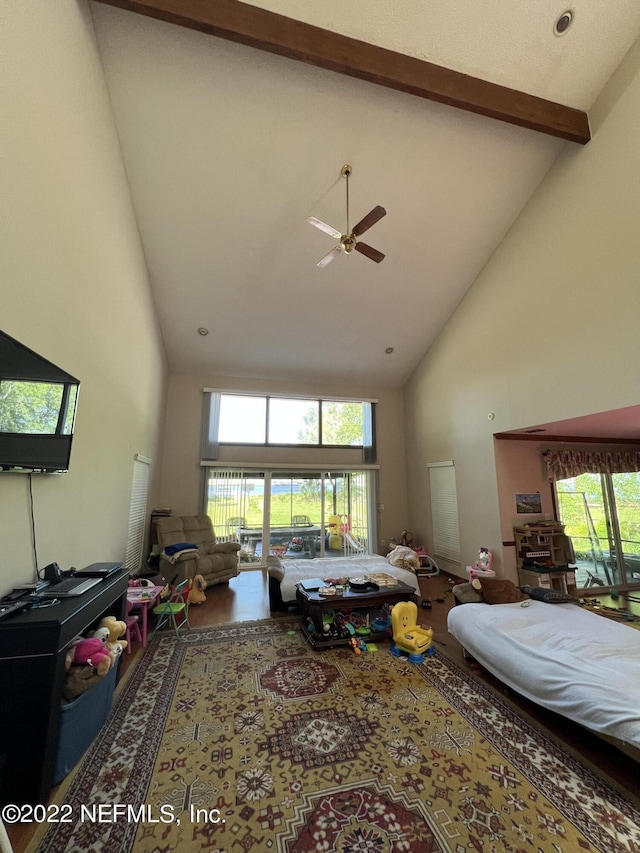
93,0,591,144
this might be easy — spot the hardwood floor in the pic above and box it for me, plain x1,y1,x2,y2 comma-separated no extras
8,568,639,852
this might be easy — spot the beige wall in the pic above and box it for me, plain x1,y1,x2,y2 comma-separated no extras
159,373,407,552
404,36,640,582
0,2,168,594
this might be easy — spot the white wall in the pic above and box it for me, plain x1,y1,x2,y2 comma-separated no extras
0,2,168,592
159,372,407,552
404,35,640,582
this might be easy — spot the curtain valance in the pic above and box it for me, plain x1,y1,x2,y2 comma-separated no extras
545,449,640,480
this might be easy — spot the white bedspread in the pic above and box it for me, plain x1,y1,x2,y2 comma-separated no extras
447,600,640,749
278,554,420,603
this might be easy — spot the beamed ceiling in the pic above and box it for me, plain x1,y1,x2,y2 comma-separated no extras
88,0,640,443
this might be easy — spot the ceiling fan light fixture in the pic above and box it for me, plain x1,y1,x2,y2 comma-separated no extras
554,10,574,36
307,164,386,267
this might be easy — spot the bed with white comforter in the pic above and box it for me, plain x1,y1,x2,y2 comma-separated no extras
447,598,640,751
268,553,421,611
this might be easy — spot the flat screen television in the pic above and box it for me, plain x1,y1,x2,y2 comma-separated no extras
0,330,80,473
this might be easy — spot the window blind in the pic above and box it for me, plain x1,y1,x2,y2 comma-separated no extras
427,461,461,564
125,454,151,572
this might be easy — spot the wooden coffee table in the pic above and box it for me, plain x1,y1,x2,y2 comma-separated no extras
296,580,417,650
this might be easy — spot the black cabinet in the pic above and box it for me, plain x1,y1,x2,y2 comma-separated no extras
0,569,128,806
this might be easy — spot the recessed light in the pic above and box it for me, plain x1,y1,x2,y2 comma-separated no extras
385,347,394,354
554,10,573,36
197,327,209,336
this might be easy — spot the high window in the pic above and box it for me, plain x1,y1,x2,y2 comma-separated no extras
202,392,375,458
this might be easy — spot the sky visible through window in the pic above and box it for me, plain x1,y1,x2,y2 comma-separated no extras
217,394,363,446
218,395,316,444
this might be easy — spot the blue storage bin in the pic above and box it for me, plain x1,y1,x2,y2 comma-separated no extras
54,664,117,784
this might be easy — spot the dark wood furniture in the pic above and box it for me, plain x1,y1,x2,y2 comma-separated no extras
297,580,417,650
0,568,128,806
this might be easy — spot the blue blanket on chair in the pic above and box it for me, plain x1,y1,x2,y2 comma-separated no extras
164,542,197,556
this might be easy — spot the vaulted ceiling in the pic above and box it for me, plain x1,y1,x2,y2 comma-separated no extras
90,0,640,390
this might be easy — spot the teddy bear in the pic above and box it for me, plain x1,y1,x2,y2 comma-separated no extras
62,663,104,702
471,576,529,604
70,637,112,676
187,573,207,605
94,615,128,657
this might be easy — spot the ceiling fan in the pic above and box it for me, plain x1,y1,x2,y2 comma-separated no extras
307,164,386,267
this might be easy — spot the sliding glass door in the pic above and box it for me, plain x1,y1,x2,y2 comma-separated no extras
204,468,376,566
555,471,640,590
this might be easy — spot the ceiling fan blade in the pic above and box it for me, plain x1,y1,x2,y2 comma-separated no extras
317,246,342,268
307,216,342,239
352,205,386,237
355,242,385,263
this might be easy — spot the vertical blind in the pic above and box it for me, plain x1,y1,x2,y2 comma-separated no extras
427,461,461,564
124,454,152,572
205,468,255,539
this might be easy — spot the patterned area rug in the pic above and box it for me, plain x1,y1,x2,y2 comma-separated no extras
32,618,640,853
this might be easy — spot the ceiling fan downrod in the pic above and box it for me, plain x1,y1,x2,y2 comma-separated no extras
307,163,386,267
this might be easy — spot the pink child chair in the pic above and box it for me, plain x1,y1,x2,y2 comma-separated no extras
124,599,143,653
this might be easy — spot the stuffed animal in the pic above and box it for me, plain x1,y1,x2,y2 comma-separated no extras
63,664,104,701
96,616,128,656
400,530,414,548
65,635,84,671
71,637,112,676
187,574,207,605
471,576,529,604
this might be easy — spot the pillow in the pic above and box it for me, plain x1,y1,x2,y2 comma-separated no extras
519,585,577,603
471,577,529,604
452,582,483,605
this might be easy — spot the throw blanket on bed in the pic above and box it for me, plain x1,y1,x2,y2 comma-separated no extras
387,545,420,572
275,554,421,603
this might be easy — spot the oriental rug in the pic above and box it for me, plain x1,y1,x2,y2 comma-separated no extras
32,618,640,853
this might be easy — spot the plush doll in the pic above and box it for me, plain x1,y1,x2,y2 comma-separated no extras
400,530,414,548
71,637,112,676
474,547,493,573
65,635,84,671
62,664,104,701
96,616,128,655
471,576,529,605
187,574,207,605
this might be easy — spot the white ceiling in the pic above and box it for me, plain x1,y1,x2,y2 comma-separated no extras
89,1,640,389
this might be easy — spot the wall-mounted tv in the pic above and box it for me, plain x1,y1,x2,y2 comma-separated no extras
0,330,80,473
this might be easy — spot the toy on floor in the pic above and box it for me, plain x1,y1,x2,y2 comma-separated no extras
187,573,207,605
350,636,368,655
390,600,435,663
